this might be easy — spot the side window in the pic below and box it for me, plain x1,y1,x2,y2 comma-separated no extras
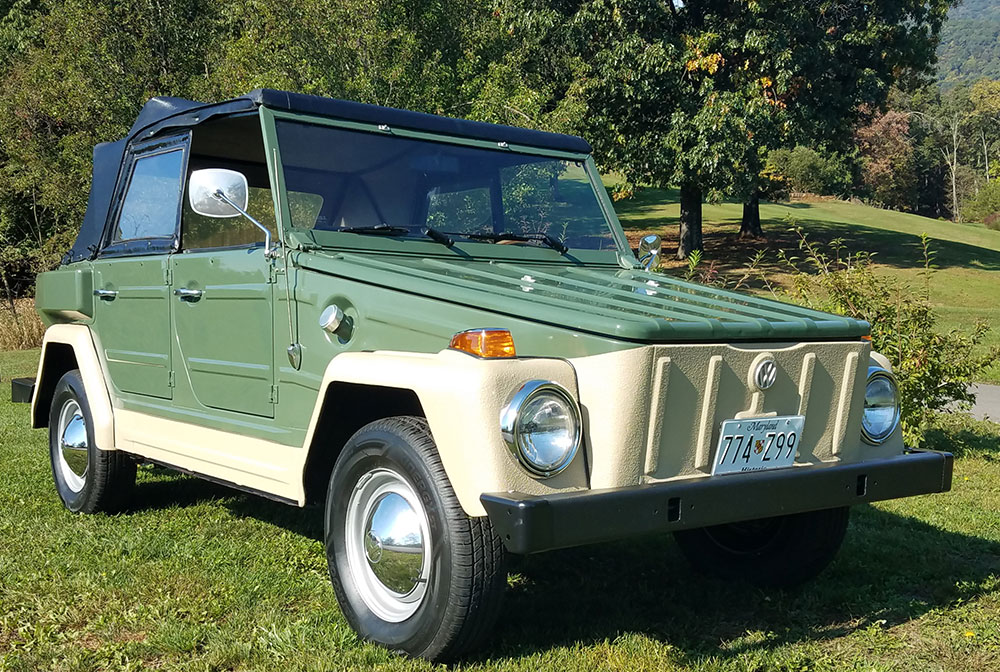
112,149,185,243
182,184,277,250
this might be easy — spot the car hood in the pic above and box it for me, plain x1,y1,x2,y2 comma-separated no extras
297,252,869,343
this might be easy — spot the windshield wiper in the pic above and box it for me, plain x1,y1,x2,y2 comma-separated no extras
338,225,411,235
443,231,568,254
337,225,565,253
338,224,455,248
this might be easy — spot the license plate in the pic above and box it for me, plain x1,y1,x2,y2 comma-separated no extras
712,415,804,475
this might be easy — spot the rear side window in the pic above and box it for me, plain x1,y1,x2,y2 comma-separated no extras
113,149,185,243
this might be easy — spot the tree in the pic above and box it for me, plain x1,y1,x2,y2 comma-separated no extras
969,78,1000,184
0,0,512,290
497,0,952,256
855,109,919,210
909,85,976,222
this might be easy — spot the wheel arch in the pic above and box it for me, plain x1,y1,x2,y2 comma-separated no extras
302,382,425,504
32,324,116,452
32,342,77,428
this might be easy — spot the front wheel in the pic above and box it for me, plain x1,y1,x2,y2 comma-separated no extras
673,507,850,588
324,416,506,662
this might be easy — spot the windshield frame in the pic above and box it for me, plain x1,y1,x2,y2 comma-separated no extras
258,106,634,267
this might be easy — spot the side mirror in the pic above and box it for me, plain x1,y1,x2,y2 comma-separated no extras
188,168,249,218
637,234,662,270
187,168,275,257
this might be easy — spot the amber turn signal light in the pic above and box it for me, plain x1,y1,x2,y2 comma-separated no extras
861,334,872,342
449,328,517,358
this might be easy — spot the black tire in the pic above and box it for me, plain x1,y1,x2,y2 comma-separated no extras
324,416,506,662
48,370,135,513
673,507,850,588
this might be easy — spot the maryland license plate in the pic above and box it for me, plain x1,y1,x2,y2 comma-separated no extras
712,416,804,475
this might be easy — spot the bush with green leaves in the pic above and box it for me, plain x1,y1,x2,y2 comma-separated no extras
963,179,1000,226
779,231,1000,445
766,146,853,197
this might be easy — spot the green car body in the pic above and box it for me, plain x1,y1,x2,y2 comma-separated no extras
29,90,953,661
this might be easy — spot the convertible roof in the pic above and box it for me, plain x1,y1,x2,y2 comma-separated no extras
66,89,593,263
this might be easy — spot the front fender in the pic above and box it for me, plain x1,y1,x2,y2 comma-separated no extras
303,350,588,516
32,324,116,452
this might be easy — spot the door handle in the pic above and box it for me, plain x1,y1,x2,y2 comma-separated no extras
173,288,204,302
93,289,118,301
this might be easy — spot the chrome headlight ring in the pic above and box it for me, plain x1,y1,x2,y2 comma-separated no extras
862,365,901,445
500,380,582,479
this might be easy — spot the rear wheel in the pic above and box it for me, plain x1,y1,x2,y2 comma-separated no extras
673,507,850,588
48,370,135,513
324,416,506,662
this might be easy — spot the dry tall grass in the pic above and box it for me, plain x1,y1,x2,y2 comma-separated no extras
0,298,44,350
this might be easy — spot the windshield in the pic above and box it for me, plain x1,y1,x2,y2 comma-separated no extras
274,120,617,251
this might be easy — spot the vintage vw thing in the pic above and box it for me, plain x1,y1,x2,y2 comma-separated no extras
30,90,952,661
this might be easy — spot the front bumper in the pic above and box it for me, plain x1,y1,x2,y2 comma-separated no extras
481,450,953,554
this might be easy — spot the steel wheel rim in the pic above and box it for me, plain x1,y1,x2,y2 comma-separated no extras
345,467,431,623
56,398,88,493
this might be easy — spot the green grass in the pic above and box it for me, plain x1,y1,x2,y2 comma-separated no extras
612,187,1000,383
2,349,999,671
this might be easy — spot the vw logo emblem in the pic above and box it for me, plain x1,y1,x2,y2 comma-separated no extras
753,359,778,390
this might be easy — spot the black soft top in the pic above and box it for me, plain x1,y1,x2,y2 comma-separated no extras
67,89,593,263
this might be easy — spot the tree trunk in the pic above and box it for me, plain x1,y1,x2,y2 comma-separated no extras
951,122,961,223
951,160,960,223
677,181,703,259
983,129,991,184
739,192,764,239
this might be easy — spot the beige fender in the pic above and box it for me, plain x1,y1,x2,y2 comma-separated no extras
32,324,116,452
303,350,589,517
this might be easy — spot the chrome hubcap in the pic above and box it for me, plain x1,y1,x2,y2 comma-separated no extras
57,399,88,492
345,468,430,622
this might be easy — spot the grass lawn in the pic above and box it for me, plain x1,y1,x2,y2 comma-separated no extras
612,187,1000,384
1,349,999,671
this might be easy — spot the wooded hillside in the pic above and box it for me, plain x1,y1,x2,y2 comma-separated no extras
938,0,1000,85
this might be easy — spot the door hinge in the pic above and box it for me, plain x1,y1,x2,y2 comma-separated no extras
167,371,176,388
270,385,279,404
164,266,172,286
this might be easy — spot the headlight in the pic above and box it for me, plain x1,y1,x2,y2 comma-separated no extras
862,366,901,444
500,380,581,478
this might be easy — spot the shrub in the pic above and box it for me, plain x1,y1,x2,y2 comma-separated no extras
766,146,852,197
963,179,1000,224
778,231,1000,445
985,212,1000,231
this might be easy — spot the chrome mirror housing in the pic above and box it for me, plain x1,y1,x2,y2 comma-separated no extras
638,234,662,270
188,168,249,218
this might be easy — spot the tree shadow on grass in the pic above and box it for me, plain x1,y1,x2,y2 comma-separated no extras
614,189,1000,275
474,505,1000,665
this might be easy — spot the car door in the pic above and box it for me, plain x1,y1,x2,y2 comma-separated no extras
92,136,188,400
169,164,276,418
